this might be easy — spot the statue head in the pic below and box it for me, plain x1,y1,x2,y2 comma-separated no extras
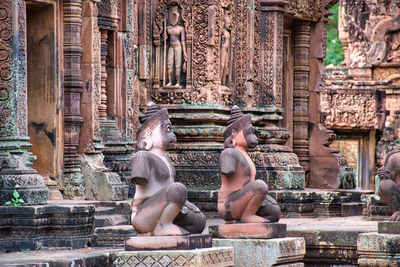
223,106,258,149
137,102,176,151
223,17,231,30
169,6,180,26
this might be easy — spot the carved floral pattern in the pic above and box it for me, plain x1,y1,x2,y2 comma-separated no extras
0,1,13,137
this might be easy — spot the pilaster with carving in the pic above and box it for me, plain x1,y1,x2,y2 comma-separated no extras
293,21,310,173
63,0,85,199
259,0,286,106
0,0,49,204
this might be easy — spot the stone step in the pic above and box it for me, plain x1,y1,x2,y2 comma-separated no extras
342,202,363,217
93,225,137,248
94,206,117,216
94,215,130,228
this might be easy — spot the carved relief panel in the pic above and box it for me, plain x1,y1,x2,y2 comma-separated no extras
340,0,400,68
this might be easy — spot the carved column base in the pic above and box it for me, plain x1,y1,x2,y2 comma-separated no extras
0,137,49,205
81,139,128,201
63,172,85,200
99,120,133,197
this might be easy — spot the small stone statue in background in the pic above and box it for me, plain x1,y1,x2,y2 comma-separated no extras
127,102,206,235
378,150,400,221
220,16,231,86
218,105,281,223
166,6,187,87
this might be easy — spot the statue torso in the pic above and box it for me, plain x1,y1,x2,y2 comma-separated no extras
133,150,175,203
219,148,256,196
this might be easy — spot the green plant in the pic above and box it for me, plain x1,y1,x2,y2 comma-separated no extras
325,3,344,66
5,189,25,206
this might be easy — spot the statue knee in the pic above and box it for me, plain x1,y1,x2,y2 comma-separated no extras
167,182,187,206
379,179,398,197
252,180,268,195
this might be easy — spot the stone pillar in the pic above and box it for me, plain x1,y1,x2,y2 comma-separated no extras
63,0,85,199
259,0,286,106
0,0,49,205
293,21,310,174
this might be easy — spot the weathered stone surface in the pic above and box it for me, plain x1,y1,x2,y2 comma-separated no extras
358,232,400,266
209,223,286,239
125,234,212,251
109,247,234,267
82,153,128,201
212,237,305,267
0,204,94,252
378,221,400,234
287,230,361,265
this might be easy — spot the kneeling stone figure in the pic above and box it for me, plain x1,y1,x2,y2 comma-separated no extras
218,105,281,223
127,102,206,236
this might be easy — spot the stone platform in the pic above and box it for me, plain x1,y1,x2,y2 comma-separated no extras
125,234,212,251
358,232,400,266
110,247,234,267
212,237,305,267
209,222,286,239
0,203,95,252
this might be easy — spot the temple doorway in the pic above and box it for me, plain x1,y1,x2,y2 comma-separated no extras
26,1,63,182
331,131,376,190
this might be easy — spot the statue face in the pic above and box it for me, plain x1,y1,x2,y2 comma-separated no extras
243,124,258,149
233,124,258,149
224,17,231,30
170,8,180,26
151,119,177,150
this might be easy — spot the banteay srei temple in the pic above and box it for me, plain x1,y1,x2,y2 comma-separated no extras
2,0,400,265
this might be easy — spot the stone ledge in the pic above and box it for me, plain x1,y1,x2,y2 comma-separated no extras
109,247,234,267
212,237,305,267
209,223,286,239
358,232,400,266
0,204,95,252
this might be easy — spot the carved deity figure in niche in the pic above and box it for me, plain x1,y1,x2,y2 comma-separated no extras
218,106,281,223
387,31,400,62
220,16,231,86
127,102,206,235
165,6,187,87
378,150,400,221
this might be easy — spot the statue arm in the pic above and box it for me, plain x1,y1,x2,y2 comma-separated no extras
219,149,238,176
129,151,150,185
180,27,187,59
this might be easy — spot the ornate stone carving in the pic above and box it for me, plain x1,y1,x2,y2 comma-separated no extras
340,0,400,68
321,89,385,129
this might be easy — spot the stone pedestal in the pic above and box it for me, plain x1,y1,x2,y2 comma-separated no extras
109,247,234,267
209,223,286,239
213,237,305,267
0,204,94,252
358,232,400,266
125,234,212,251
378,221,400,234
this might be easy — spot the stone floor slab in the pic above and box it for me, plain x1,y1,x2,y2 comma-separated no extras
109,247,234,267
212,237,305,267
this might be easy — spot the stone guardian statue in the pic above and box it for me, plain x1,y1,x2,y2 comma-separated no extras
127,102,206,236
218,106,281,223
378,150,400,221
